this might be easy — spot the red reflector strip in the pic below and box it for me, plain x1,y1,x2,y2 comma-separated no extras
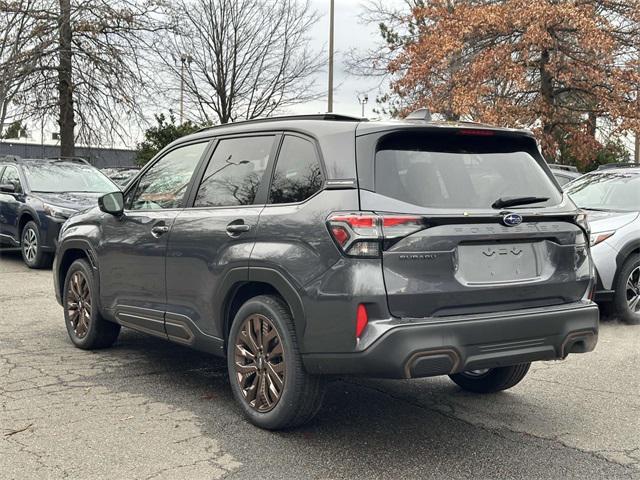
458,129,495,136
356,304,368,338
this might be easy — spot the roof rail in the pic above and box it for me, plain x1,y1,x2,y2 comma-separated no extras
46,156,91,165
596,162,640,171
548,163,579,173
196,113,365,133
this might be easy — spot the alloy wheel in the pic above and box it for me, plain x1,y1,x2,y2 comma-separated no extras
234,313,286,413
22,228,38,263
626,266,640,313
66,271,92,339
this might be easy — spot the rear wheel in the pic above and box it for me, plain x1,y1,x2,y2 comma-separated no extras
449,363,531,393
21,221,53,269
612,255,640,325
227,294,325,430
63,259,120,349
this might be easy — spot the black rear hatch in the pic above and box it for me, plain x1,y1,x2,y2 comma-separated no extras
357,127,591,318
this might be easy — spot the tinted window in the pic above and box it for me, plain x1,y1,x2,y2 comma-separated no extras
566,172,640,212
374,132,561,209
128,142,207,210
269,136,323,204
194,136,273,207
1,166,22,192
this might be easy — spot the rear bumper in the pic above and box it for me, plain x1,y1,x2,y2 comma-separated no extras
302,302,599,379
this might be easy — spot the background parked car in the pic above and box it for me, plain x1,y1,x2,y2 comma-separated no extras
565,165,640,324
0,156,118,268
101,166,140,187
548,164,582,188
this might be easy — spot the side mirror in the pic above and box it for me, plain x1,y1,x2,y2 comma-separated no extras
98,191,124,216
0,183,16,193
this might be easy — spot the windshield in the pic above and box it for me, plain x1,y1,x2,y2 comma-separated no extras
566,171,640,212
23,162,117,193
374,132,562,209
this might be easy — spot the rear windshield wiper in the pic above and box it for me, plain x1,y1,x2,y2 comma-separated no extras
491,196,550,209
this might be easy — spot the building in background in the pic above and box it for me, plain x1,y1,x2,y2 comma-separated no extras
0,141,136,168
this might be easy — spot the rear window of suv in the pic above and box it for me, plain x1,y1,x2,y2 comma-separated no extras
374,131,561,209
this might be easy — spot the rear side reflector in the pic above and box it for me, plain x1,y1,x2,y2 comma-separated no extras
356,304,368,338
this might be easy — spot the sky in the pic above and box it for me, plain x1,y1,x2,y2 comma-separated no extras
289,0,399,118
10,0,401,148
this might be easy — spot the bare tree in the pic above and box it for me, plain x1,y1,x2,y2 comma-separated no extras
155,0,323,125
0,0,47,136
11,0,169,156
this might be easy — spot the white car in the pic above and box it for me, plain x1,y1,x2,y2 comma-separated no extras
566,166,640,324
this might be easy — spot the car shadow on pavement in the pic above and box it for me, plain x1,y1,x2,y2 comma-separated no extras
81,328,629,479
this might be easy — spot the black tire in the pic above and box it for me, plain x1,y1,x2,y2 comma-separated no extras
227,294,325,430
612,254,640,325
63,259,120,349
449,363,531,393
21,221,53,269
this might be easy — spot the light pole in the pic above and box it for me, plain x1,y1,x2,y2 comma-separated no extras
180,54,192,124
327,0,334,113
357,93,368,118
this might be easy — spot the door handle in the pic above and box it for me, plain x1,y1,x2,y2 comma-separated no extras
151,225,170,238
226,223,251,235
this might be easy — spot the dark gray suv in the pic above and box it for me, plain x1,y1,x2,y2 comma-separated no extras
54,114,599,429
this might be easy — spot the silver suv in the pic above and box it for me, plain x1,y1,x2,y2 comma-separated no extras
566,165,640,324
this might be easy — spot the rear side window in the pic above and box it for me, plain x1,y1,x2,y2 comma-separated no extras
374,132,561,209
269,135,323,204
194,136,273,207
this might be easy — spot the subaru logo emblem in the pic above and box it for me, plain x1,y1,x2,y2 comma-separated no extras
503,213,523,227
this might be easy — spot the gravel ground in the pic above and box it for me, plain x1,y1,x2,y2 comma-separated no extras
1,250,639,479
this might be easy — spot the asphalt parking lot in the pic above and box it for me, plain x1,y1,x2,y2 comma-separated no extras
1,250,639,479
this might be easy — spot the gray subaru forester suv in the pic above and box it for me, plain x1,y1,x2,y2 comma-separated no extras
54,114,599,429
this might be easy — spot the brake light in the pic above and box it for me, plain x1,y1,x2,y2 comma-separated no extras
458,129,495,136
327,212,424,257
356,304,368,338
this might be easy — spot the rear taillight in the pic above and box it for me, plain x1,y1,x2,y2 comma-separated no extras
327,212,424,257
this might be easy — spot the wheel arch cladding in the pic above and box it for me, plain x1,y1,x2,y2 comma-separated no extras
223,274,305,347
57,248,91,300
613,242,640,287
19,212,36,235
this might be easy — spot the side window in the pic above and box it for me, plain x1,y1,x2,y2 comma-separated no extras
1,166,22,193
194,136,273,207
555,174,571,187
127,142,207,210
269,136,323,204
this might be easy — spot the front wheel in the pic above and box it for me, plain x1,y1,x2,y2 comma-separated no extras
21,221,53,269
449,363,531,393
227,294,325,430
63,259,120,349
612,255,640,325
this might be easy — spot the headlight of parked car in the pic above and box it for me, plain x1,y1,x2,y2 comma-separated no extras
590,231,615,246
43,203,76,220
